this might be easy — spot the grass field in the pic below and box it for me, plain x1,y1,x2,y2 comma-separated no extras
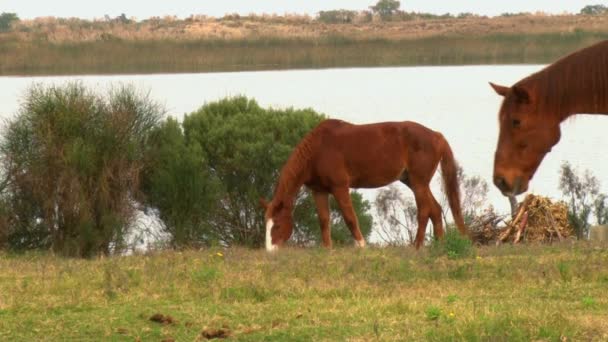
1,241,607,341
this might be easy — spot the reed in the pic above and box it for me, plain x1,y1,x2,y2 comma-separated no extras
1,31,607,75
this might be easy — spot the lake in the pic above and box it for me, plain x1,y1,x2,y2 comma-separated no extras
1,65,607,217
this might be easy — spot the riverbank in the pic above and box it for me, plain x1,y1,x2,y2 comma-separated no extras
1,14,607,75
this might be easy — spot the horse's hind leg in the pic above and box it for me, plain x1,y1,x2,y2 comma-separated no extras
428,191,444,240
332,186,366,247
312,190,332,248
411,184,436,249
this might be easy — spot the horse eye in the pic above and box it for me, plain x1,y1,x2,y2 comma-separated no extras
512,119,521,128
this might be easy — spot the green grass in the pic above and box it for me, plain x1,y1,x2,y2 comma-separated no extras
1,243,608,340
1,31,608,75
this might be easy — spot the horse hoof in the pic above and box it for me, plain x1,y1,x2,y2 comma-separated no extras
355,239,366,248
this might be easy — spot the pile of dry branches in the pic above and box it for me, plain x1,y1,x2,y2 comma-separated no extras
469,194,574,245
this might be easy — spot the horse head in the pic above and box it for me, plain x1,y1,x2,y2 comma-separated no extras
260,197,293,252
490,82,561,196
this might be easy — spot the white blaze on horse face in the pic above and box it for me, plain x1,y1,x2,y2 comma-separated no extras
265,219,277,252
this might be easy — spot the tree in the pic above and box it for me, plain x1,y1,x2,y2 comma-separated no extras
0,82,163,257
141,118,220,247
176,96,373,248
0,12,18,32
594,194,608,225
580,4,608,15
370,0,401,20
455,166,489,224
374,185,418,245
559,161,602,239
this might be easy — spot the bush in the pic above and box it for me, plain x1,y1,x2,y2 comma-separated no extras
141,118,220,248
580,5,608,15
0,82,163,257
430,228,474,259
0,12,19,32
558,161,606,239
318,10,358,24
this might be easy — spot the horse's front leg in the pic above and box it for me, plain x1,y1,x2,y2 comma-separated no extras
332,186,366,248
312,190,332,248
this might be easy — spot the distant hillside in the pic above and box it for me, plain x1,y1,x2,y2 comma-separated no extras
1,13,608,75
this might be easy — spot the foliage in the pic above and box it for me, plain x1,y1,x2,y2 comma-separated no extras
558,161,604,239
374,185,418,245
369,0,401,20
0,12,19,32
141,118,220,247
455,165,489,224
594,194,608,225
0,82,163,257
430,227,474,259
580,4,608,15
318,10,358,24
425,306,442,321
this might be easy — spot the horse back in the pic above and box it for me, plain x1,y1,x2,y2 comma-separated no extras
309,120,442,188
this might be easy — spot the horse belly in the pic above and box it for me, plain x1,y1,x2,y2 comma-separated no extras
347,159,406,188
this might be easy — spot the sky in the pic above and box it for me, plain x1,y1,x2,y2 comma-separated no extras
3,0,601,20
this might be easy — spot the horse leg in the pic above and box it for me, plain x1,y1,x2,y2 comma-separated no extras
428,190,445,240
411,185,432,250
332,187,366,247
312,190,332,248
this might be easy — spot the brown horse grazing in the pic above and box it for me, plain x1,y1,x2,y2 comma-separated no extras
260,119,468,251
490,39,608,196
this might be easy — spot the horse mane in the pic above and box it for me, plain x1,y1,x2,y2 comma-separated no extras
517,40,608,119
273,119,340,202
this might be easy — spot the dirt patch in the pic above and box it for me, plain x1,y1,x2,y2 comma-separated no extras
201,328,232,339
150,313,177,325
116,327,129,335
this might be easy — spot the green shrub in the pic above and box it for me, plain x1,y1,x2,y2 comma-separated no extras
425,306,441,321
0,82,163,257
430,228,474,259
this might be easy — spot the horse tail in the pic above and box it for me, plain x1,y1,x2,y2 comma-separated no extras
438,134,469,237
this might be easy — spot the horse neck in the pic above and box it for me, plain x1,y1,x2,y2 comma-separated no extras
528,56,608,122
561,97,608,122
273,148,311,206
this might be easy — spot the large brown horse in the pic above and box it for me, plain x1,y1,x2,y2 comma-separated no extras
260,119,468,251
490,40,608,196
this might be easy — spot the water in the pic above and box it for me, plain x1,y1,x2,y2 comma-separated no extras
1,66,607,217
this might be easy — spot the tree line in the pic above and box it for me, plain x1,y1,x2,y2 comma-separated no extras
1,3,607,30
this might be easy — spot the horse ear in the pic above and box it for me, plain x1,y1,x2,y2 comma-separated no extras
259,198,269,210
489,82,509,97
512,86,530,104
